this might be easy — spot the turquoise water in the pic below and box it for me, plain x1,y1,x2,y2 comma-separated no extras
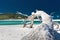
0,21,41,25
0,20,60,25
54,21,60,23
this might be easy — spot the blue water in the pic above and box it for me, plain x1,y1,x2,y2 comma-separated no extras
0,21,41,25
0,20,60,25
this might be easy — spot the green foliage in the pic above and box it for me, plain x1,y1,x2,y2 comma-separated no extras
0,13,28,19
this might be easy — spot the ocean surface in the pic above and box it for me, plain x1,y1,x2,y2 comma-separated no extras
0,19,60,25
0,21,41,25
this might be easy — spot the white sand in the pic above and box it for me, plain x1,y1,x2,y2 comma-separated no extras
0,25,38,40
0,24,60,40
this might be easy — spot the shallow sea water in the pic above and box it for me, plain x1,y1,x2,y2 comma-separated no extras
0,19,59,25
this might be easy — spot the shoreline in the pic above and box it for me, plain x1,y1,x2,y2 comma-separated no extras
0,19,60,21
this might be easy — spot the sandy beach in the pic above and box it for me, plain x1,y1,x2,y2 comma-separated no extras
0,24,39,40
0,10,60,40
0,24,60,40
